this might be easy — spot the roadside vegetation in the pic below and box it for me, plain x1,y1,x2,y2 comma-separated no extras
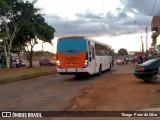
0,0,55,69
0,67,57,84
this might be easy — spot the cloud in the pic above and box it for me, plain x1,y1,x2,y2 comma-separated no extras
75,13,103,20
45,13,109,37
44,0,160,37
120,0,160,16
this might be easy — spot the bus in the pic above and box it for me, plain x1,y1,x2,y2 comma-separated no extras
56,36,113,77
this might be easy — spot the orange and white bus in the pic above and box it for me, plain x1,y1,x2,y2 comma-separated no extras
56,36,112,77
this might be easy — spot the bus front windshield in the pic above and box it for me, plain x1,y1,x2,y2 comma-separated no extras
57,37,88,54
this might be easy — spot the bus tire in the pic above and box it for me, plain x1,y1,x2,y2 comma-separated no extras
97,64,102,76
75,74,81,78
108,63,111,71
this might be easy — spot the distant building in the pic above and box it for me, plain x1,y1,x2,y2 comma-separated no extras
128,51,139,55
151,16,160,52
134,52,144,57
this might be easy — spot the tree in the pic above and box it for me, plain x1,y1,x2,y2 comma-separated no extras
117,48,128,56
12,14,55,67
0,0,38,69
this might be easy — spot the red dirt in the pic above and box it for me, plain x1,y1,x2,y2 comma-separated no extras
69,63,160,111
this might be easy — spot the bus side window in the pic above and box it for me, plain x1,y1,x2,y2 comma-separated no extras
89,56,92,62
88,41,91,55
91,47,95,59
88,41,92,62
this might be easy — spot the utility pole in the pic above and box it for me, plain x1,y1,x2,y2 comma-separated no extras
140,35,145,54
145,26,148,52
134,21,148,53
51,41,53,54
42,41,45,52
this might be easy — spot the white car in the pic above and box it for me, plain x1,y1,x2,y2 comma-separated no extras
116,57,125,65
19,59,27,67
12,58,27,67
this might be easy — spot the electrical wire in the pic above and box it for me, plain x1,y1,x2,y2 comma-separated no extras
146,0,157,28
156,1,160,15
150,0,157,16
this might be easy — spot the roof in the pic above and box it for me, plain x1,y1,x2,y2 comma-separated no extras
58,35,111,49
58,36,85,40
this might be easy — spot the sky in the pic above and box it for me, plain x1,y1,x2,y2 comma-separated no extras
33,0,160,53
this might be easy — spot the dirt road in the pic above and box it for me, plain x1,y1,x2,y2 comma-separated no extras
69,63,160,111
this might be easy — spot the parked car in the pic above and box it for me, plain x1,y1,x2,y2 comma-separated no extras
19,59,27,67
156,67,160,83
12,58,27,67
134,58,160,83
116,57,125,65
39,58,56,66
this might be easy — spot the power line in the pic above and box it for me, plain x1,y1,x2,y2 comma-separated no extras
157,1,160,15
150,0,157,16
146,0,157,27
157,8,160,16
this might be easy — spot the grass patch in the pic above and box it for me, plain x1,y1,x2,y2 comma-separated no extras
0,67,57,84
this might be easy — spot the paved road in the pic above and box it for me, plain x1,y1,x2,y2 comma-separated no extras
0,70,112,112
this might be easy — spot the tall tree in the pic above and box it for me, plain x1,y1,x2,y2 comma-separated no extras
0,0,38,69
117,48,128,56
13,14,55,67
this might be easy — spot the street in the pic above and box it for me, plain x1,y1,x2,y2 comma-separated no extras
0,69,111,111
0,63,159,120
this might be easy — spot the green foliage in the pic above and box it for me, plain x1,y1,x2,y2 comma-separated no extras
33,51,55,56
0,31,6,38
0,0,10,15
0,0,55,49
117,48,128,56
0,0,55,68
0,0,41,68
0,0,38,31
11,11,55,67
12,14,55,49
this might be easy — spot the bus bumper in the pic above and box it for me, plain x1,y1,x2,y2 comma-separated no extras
57,67,90,75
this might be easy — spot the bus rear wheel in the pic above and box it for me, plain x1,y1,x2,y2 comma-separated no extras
97,64,102,76
108,63,112,71
75,74,81,78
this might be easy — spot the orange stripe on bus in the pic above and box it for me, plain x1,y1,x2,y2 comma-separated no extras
57,51,86,68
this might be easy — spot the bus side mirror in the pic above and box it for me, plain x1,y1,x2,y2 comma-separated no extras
89,57,92,62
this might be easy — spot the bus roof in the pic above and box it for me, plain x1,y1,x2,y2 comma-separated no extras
58,36,85,40
87,37,111,48
58,36,111,48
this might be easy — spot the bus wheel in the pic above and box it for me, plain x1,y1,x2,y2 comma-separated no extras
108,63,111,71
75,74,81,78
97,64,102,76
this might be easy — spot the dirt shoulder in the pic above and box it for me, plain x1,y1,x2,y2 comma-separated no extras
69,63,160,111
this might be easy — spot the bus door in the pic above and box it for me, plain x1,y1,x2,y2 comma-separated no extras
90,46,96,74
